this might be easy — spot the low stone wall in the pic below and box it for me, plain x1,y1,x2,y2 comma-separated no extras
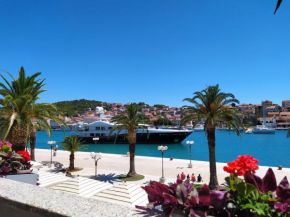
0,178,148,217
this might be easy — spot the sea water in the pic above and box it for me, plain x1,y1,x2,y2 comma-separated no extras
35,130,290,167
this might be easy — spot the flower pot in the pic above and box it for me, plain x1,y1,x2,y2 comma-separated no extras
17,169,32,174
2,173,39,185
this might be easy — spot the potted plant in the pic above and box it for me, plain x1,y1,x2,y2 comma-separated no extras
137,155,290,217
0,141,38,185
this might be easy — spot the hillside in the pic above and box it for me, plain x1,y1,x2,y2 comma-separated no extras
54,99,102,115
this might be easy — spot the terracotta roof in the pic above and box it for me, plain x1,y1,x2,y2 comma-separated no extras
276,122,290,125
280,112,290,116
277,116,290,120
266,106,277,109
267,112,279,115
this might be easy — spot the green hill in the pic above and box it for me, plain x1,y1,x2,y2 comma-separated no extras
54,99,102,116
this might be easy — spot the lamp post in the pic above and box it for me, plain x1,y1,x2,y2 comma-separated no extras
93,137,99,144
47,141,56,165
90,152,102,178
158,145,168,183
186,141,194,168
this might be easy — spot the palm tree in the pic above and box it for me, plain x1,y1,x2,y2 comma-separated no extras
287,129,290,138
274,0,282,14
26,103,66,161
109,103,150,177
0,67,44,151
181,84,243,189
61,136,86,171
0,67,66,152
29,123,38,161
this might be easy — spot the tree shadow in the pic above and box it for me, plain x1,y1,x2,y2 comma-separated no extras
132,209,162,217
84,173,123,184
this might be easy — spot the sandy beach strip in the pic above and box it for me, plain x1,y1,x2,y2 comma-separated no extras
35,148,290,186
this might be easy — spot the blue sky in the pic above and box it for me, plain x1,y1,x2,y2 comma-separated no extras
0,0,289,107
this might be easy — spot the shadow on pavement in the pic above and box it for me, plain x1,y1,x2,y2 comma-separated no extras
84,173,123,184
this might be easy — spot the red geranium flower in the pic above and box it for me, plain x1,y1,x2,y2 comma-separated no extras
17,150,31,162
223,155,259,176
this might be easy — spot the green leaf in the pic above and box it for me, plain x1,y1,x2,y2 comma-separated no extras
236,182,257,197
225,174,243,192
251,189,260,200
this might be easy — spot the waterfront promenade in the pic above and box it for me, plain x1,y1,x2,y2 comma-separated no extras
35,149,290,185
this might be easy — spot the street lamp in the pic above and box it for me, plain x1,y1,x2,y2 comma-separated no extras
90,152,102,178
186,141,194,168
158,145,168,183
93,137,99,144
47,141,56,165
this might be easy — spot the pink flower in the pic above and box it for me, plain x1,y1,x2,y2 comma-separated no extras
0,141,12,148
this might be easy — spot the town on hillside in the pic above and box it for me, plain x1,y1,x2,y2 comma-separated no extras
32,100,290,131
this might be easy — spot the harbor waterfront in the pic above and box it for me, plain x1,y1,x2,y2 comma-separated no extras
36,130,290,168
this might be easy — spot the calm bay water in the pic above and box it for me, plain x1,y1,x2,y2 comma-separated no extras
35,130,290,167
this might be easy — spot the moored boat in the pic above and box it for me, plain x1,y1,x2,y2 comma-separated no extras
72,121,193,144
194,124,204,132
253,125,275,134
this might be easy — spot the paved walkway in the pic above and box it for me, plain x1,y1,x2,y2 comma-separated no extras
35,149,290,186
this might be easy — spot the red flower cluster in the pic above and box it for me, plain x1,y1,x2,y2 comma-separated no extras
223,155,259,176
17,150,31,162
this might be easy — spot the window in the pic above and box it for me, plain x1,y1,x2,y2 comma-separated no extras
95,127,100,130
101,127,106,130
90,133,94,137
108,127,112,130
101,133,106,137
95,133,100,137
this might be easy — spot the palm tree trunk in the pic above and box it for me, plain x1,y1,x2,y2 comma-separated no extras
207,128,219,190
10,124,28,152
69,153,74,171
30,129,37,161
127,130,137,177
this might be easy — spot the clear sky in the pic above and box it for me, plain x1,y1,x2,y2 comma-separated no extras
0,0,289,107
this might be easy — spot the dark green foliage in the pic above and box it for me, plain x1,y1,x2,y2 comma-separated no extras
153,104,165,108
54,99,102,115
153,117,175,126
103,103,112,111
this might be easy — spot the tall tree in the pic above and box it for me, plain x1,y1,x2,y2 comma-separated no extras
0,67,65,152
109,103,150,177
181,84,243,189
27,103,66,161
61,136,86,171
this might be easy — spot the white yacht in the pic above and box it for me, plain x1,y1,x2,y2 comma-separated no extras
194,124,204,132
244,128,253,134
253,125,275,134
72,120,193,144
